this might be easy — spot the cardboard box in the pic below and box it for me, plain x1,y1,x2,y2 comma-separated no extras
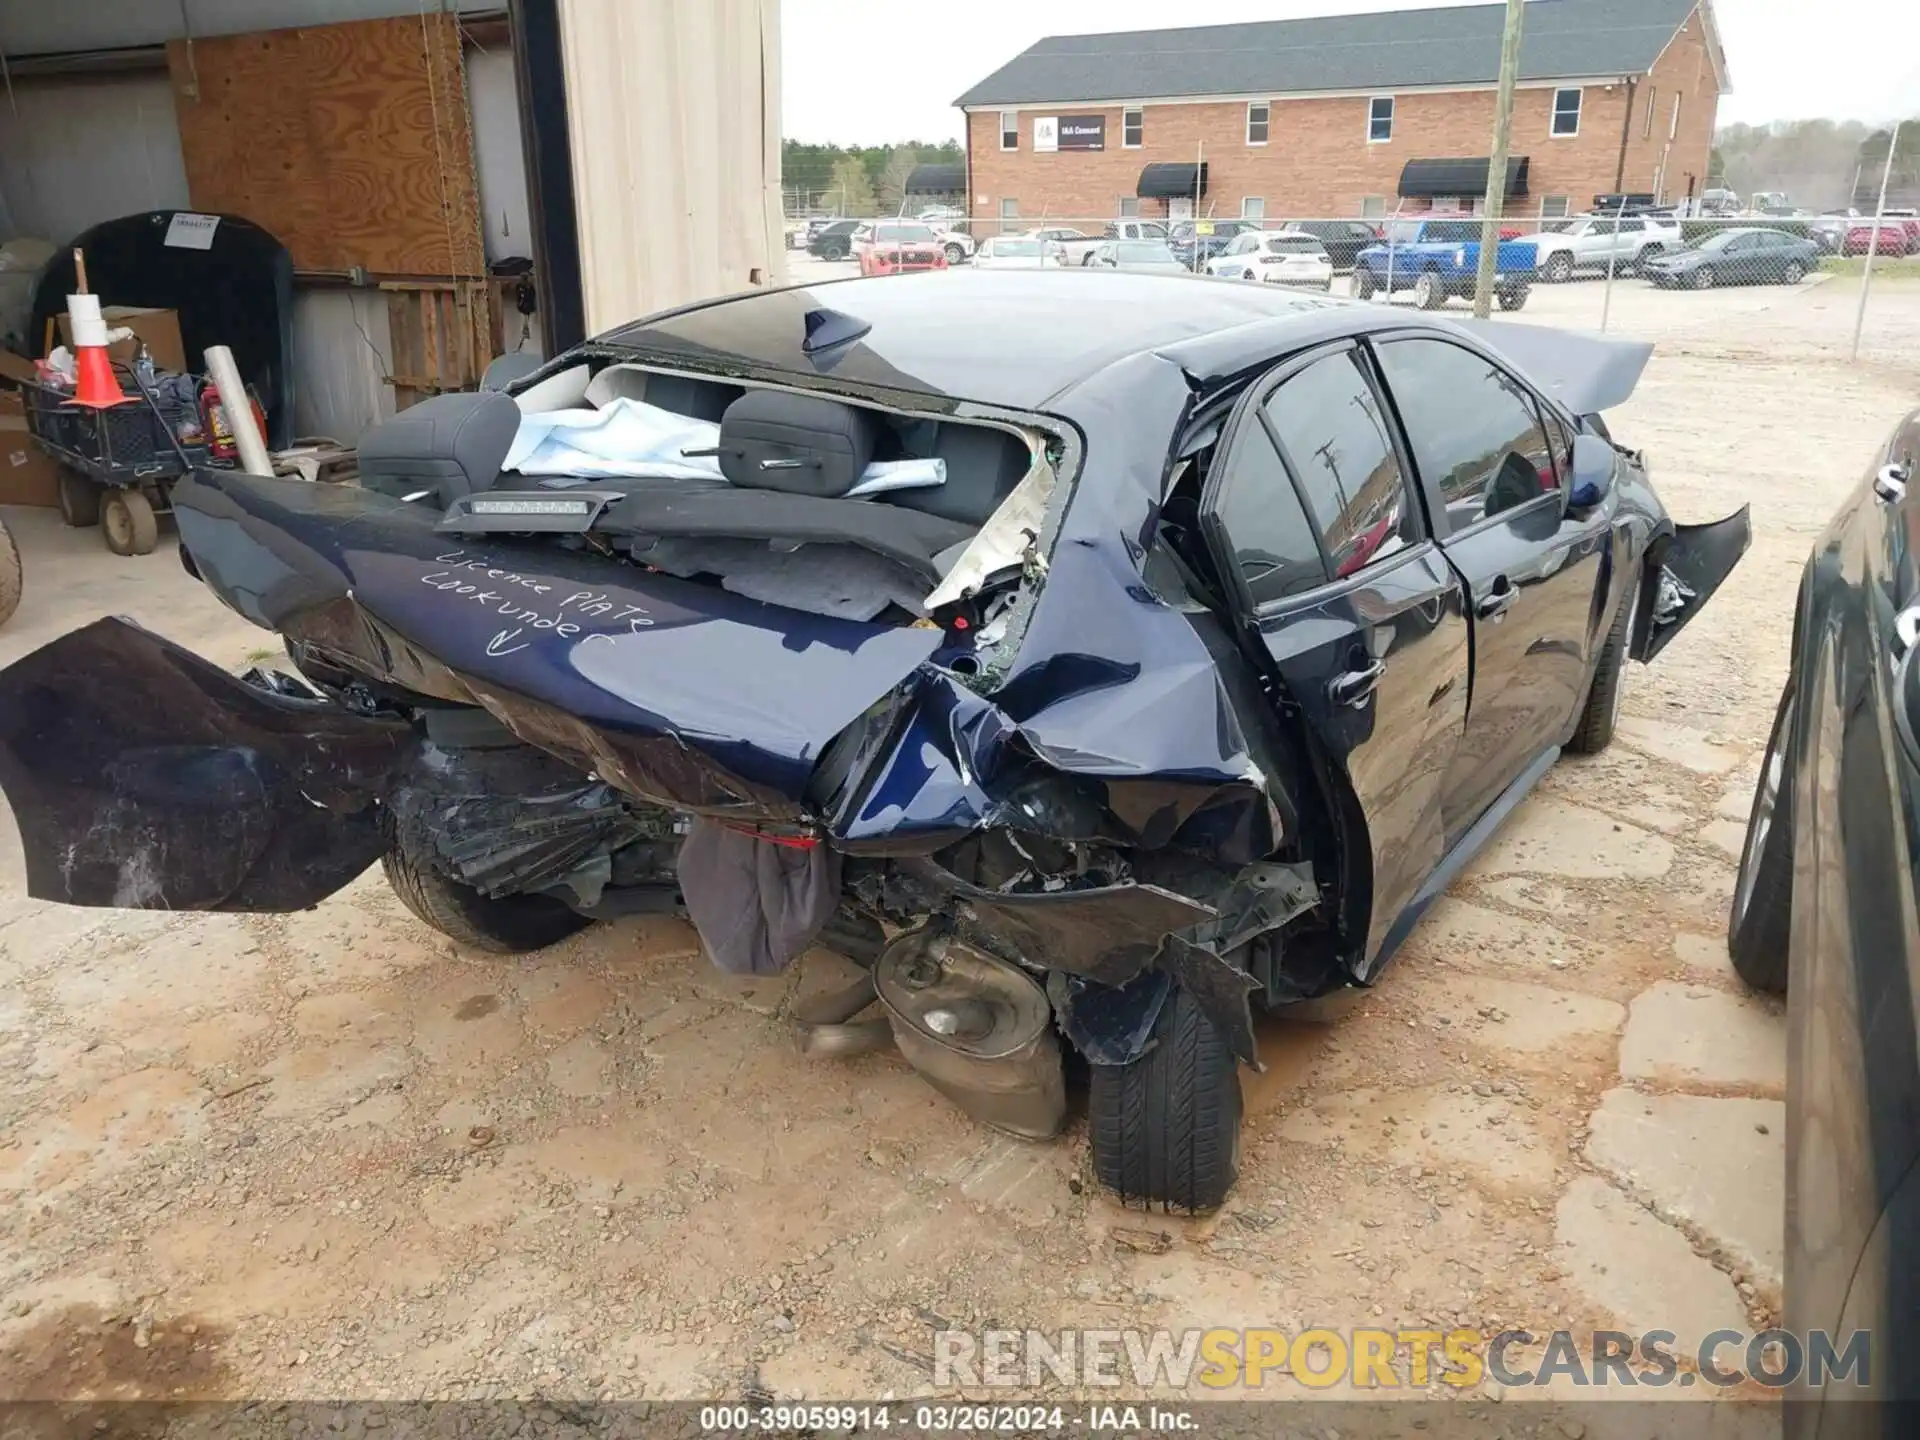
55,305,187,375
0,390,62,508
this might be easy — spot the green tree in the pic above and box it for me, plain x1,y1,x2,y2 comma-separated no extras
826,154,877,218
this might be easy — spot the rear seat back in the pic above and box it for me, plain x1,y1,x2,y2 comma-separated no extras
357,392,521,508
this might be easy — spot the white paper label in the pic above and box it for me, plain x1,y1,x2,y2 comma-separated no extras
164,212,221,250
1032,117,1058,153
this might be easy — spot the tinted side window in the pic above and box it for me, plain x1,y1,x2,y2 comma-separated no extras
1214,421,1328,605
1374,338,1556,530
1262,352,1415,580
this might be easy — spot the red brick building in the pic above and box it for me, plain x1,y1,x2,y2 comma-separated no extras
955,0,1729,227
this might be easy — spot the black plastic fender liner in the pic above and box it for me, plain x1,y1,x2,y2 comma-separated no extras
1634,507,1752,662
0,617,410,911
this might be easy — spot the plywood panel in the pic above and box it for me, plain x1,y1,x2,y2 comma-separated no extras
165,13,483,275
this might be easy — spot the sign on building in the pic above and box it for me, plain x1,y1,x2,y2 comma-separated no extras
1032,115,1105,153
1058,115,1105,150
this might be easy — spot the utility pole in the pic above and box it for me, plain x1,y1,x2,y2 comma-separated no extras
1853,118,1902,362
1473,0,1527,318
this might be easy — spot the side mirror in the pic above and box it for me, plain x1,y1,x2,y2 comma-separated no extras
1568,432,1616,511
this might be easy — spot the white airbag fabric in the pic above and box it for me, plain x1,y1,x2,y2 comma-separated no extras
504,396,946,495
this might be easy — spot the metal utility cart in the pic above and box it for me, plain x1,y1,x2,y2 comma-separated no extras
17,367,206,556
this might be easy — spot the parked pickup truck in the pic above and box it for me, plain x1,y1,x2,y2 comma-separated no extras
1045,219,1171,266
1352,219,1537,310
1521,213,1681,281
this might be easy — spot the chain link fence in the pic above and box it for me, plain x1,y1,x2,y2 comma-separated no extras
782,202,1920,374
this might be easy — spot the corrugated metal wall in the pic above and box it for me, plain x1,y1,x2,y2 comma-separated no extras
556,0,785,336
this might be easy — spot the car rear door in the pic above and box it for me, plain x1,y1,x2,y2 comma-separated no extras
1197,341,1472,969
1370,332,1613,847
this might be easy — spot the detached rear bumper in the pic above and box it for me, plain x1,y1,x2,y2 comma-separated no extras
1634,507,1752,662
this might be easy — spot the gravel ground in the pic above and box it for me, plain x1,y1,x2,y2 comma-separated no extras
0,275,1915,1413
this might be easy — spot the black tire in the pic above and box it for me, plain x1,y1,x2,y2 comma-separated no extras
1691,266,1714,289
1089,984,1242,1213
944,242,965,265
1353,267,1378,300
101,488,158,556
1543,251,1575,283
1728,684,1794,994
1414,270,1445,309
1781,260,1806,285
1497,285,1529,311
57,468,100,527
1567,567,1640,754
382,844,592,955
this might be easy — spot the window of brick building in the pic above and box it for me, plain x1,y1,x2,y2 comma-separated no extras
1119,196,1141,217
1360,195,1386,219
1541,195,1571,218
1368,96,1394,143
1551,88,1582,137
999,197,1019,233
1000,111,1018,150
1123,108,1143,148
1643,85,1656,139
1247,102,1270,145
1242,197,1266,220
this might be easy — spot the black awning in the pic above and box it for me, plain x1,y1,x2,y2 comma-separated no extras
1398,156,1530,199
905,162,966,195
1138,162,1208,199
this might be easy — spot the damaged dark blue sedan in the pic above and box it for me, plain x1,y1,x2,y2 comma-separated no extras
0,271,1748,1211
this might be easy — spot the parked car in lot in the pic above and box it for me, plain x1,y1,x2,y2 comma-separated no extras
1169,218,1261,270
1051,220,1174,266
1641,227,1819,286
1205,230,1334,289
928,225,975,265
1809,213,1856,254
1523,213,1681,281
807,218,862,260
1352,219,1536,309
0,271,1747,1214
1727,406,1920,1423
1281,219,1381,271
1086,239,1190,275
853,222,948,276
1843,220,1911,257
971,235,1066,269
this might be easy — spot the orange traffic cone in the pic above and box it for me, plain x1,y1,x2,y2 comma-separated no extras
66,292,131,409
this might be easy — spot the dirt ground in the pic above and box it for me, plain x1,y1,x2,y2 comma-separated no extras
0,275,1914,1412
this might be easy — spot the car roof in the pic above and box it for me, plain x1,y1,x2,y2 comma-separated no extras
599,270,1351,410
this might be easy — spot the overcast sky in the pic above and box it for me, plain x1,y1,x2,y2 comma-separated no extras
781,0,1920,144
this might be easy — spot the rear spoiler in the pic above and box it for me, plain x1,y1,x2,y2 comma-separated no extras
1451,319,1653,416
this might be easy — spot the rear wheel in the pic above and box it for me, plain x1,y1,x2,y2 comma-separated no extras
1567,568,1639,754
1089,984,1242,1213
1781,260,1806,285
1354,267,1378,300
101,488,158,556
57,468,99,527
1414,270,1445,309
1543,251,1575,283
1496,285,1529,311
944,242,966,265
1691,266,1714,289
383,842,592,955
1728,684,1794,994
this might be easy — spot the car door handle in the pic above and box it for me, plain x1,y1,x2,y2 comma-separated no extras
1875,462,1912,503
1476,579,1519,620
1329,660,1386,709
